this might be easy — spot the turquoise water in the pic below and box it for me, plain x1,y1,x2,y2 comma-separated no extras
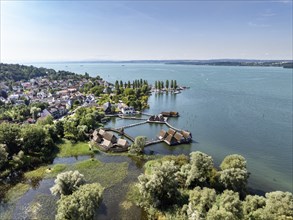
33,63,293,193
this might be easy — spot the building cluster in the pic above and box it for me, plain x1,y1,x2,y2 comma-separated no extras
103,101,136,115
0,77,113,119
157,128,192,145
148,114,166,122
161,111,179,117
91,128,130,152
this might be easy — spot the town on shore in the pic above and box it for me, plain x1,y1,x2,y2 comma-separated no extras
0,63,191,153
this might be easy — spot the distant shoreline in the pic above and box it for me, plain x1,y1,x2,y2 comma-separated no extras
23,59,293,68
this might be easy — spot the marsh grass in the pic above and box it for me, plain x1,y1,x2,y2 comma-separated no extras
45,164,67,179
24,166,48,180
125,183,141,205
71,159,128,188
57,139,99,157
27,194,58,220
24,164,67,181
23,158,128,190
5,183,30,203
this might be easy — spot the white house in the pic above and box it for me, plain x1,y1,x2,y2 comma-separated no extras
121,107,135,115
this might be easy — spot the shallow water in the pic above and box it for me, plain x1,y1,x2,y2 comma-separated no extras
7,154,145,220
32,63,292,193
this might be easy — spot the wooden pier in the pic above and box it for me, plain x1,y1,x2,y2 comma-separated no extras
100,110,192,149
141,112,153,117
118,115,146,120
165,121,182,131
117,121,147,130
145,139,164,146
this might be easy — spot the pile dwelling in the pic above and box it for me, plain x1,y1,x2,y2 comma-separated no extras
90,128,130,152
157,128,192,146
148,114,166,123
161,111,179,117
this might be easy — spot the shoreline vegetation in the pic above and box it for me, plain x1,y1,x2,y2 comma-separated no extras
0,63,292,219
125,153,293,219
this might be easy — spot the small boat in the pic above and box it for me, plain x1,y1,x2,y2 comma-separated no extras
174,91,181,94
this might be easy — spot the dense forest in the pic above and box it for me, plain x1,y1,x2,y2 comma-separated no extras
0,63,79,81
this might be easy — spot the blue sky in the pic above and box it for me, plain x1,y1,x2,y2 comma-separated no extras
1,0,292,62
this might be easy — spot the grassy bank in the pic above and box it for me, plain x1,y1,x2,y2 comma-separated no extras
24,158,128,189
57,139,99,157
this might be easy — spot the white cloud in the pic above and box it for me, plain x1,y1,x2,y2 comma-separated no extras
248,22,271,28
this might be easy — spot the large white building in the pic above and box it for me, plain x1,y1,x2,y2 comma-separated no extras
121,107,135,115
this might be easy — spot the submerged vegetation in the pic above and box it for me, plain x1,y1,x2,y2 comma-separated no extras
1,158,129,220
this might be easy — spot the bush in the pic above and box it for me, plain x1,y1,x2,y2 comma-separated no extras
56,183,104,220
129,136,146,155
50,170,86,196
186,151,214,187
137,160,179,209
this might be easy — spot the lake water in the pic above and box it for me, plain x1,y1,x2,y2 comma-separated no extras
33,63,293,193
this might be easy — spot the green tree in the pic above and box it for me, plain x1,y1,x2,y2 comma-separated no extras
0,144,8,170
44,124,59,142
115,80,119,90
30,106,41,120
21,125,50,155
242,195,266,219
220,154,247,170
158,81,162,90
56,183,104,220
187,187,217,219
137,160,179,209
186,151,214,187
174,80,177,89
0,122,21,156
219,154,249,195
128,136,146,154
50,170,86,196
124,88,135,96
262,191,293,219
171,80,174,89
37,115,54,126
207,190,243,220
219,168,249,194
155,81,158,90
166,80,169,90
55,120,64,138
11,150,27,170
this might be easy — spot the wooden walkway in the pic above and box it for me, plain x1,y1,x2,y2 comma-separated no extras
141,112,153,117
165,121,182,131
102,111,186,148
118,115,146,120
145,139,164,146
117,121,147,130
